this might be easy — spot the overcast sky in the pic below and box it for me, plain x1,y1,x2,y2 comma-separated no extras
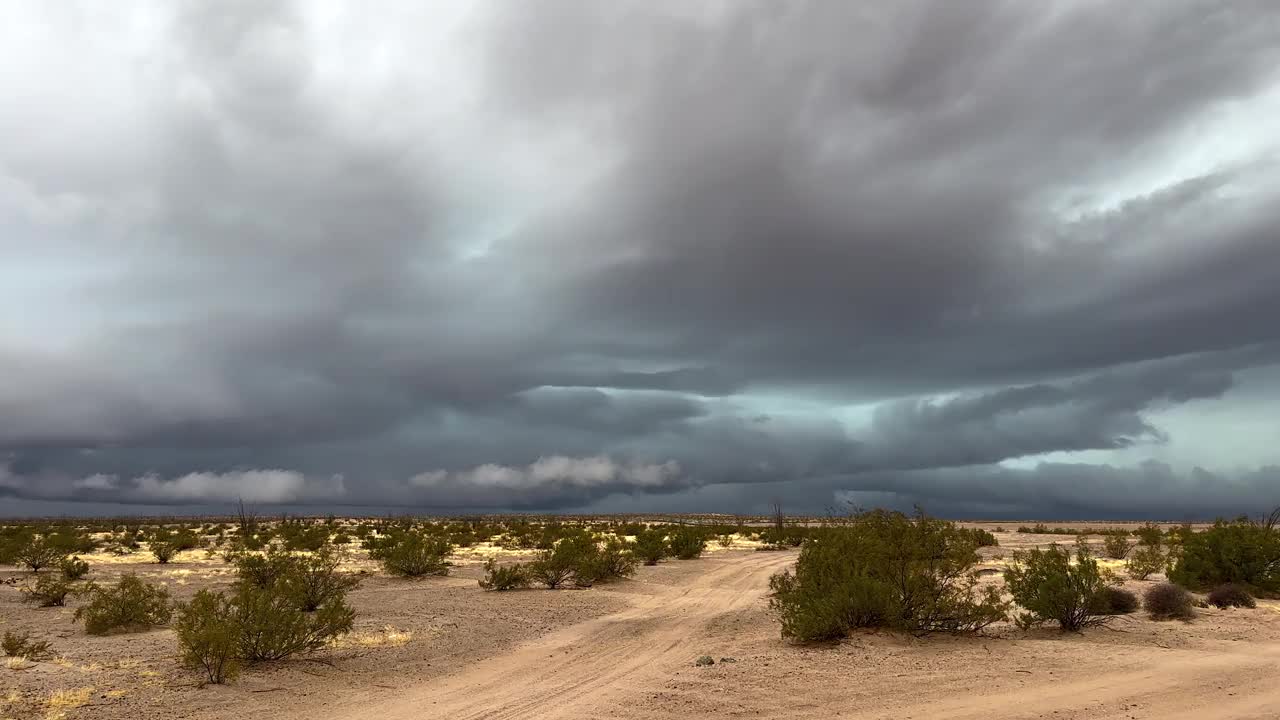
3,1,1279,518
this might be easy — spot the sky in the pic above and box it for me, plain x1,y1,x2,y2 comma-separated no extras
2,1,1280,519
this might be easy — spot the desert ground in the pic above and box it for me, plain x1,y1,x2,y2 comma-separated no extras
3,521,1279,720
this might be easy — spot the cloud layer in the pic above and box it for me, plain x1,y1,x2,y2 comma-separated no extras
2,1,1279,517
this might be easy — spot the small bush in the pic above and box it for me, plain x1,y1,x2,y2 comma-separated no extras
528,544,579,589
372,533,452,577
59,556,90,581
1125,544,1165,580
579,537,636,585
1168,519,1280,592
770,509,1008,641
1102,533,1131,560
668,528,707,560
283,548,360,612
478,559,531,591
234,548,299,588
1089,586,1139,615
74,575,173,635
233,582,355,661
1,631,51,660
175,590,241,685
1144,583,1195,620
1207,583,1256,609
21,575,73,607
151,540,177,564
1135,523,1164,547
960,528,999,548
1004,545,1112,631
632,528,668,565
11,536,68,572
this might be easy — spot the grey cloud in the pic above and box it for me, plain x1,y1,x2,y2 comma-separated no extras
1,1,1279,515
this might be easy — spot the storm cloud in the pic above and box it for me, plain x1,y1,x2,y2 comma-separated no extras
2,1,1280,517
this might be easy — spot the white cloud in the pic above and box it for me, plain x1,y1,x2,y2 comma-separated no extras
409,455,680,492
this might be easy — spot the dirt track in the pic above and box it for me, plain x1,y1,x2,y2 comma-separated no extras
324,549,1280,720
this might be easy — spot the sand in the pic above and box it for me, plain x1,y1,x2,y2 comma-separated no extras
4,525,1280,719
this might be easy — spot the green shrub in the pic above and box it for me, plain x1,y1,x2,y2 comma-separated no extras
1102,533,1131,560
59,556,90,581
769,510,1008,641
233,582,354,661
632,528,669,565
1144,582,1195,620
21,574,74,607
1168,520,1280,592
11,535,68,572
283,547,360,612
371,533,452,577
1,631,51,660
175,590,241,684
1089,586,1139,615
960,528,999,548
578,537,636,585
478,559,531,591
668,527,707,560
151,540,177,564
1004,545,1112,631
74,575,173,635
1206,583,1256,609
1135,523,1164,547
1125,545,1165,580
233,548,300,588
529,543,580,589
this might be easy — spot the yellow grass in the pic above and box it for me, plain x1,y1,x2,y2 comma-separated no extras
44,687,93,719
5,658,31,670
333,625,414,649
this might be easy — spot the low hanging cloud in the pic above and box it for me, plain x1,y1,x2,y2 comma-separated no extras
3,466,345,505
409,456,681,507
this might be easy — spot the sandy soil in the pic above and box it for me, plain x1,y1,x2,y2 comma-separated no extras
5,526,1280,720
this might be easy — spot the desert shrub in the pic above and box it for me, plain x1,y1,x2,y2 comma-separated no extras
580,537,636,585
632,528,669,565
1144,582,1195,620
478,559,531,591
21,574,73,607
960,528,999,548
1,631,51,660
371,533,452,577
1168,520,1280,592
11,535,68,572
74,574,172,635
1102,533,1131,560
59,556,89,581
234,548,300,588
331,532,351,545
718,534,734,548
1089,586,1139,615
529,543,582,589
668,527,707,560
770,510,1008,641
175,590,241,684
233,582,355,661
283,547,360,612
151,539,177,564
1004,545,1112,631
1136,523,1164,547
1207,583,1256,609
1125,545,1165,580
280,524,330,552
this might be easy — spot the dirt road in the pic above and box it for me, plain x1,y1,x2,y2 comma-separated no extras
326,548,1280,720
332,550,798,720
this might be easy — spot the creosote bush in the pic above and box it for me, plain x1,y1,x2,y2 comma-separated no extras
1102,533,1131,560
1144,582,1195,620
668,527,707,560
75,574,173,635
1207,583,1256,609
1004,544,1113,631
232,581,355,661
59,556,90,581
284,547,360,612
12,536,68,572
632,528,669,565
478,559,531,591
1168,519,1280,593
370,533,453,577
2,631,51,660
21,575,74,607
175,590,242,685
770,509,1008,641
1125,544,1165,581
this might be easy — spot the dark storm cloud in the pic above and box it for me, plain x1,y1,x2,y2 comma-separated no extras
2,1,1280,515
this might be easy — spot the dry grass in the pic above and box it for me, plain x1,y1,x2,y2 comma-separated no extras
6,657,32,671
333,625,414,649
44,687,93,720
